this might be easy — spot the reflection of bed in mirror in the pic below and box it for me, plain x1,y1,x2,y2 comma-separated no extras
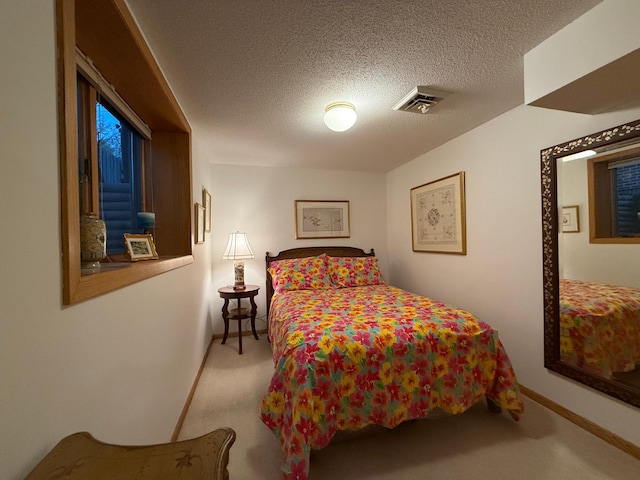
560,279,640,380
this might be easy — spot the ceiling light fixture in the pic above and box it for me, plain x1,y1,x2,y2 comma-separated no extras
323,102,357,132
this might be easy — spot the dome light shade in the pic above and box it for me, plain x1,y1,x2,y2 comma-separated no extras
323,102,357,132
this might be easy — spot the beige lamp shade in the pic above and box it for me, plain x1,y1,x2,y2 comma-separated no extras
222,232,254,260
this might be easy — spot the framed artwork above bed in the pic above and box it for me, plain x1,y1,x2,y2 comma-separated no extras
410,171,466,254
295,200,350,239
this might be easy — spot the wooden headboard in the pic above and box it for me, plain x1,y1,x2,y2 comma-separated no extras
265,246,375,315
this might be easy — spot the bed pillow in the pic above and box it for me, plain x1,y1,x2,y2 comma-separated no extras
328,256,385,288
268,254,332,294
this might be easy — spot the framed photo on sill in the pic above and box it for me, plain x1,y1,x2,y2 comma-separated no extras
410,171,466,254
123,233,159,261
295,200,350,239
195,203,205,244
562,205,580,233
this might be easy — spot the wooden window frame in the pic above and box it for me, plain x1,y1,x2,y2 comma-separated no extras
56,0,193,305
77,75,100,216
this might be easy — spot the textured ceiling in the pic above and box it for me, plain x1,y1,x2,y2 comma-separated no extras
125,0,601,173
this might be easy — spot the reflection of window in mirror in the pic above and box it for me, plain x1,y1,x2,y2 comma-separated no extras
588,146,640,243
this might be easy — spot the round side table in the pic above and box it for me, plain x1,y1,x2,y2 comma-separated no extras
217,284,260,354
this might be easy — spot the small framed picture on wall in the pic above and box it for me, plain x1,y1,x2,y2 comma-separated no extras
562,205,580,233
203,188,212,232
195,203,206,244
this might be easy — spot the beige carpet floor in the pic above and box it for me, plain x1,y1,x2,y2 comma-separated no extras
178,335,640,479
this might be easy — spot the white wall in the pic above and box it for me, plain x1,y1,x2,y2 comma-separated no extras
386,103,640,448
206,163,388,334
524,0,640,105
0,4,214,479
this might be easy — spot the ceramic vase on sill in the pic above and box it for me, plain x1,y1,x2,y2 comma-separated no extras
80,213,106,270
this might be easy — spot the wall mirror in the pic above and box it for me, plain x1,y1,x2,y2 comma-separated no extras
541,118,640,408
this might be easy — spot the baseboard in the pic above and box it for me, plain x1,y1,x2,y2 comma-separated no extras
519,384,640,460
171,335,215,442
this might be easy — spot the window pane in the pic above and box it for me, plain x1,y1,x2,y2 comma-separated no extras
97,101,143,254
614,163,640,237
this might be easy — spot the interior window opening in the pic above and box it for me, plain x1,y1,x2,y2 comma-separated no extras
58,0,193,304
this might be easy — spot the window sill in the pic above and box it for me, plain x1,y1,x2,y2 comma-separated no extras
589,237,640,244
68,255,194,304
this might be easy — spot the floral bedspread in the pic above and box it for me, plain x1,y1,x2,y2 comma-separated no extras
260,284,524,480
560,279,640,377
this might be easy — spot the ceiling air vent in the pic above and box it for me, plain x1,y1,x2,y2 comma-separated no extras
392,86,451,114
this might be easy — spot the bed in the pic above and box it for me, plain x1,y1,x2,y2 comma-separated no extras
560,279,640,377
260,246,524,480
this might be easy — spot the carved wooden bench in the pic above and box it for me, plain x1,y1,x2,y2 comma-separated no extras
26,428,235,480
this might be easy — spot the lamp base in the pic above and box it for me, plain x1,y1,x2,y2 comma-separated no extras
232,260,246,290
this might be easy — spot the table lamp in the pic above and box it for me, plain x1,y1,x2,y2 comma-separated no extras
222,231,254,290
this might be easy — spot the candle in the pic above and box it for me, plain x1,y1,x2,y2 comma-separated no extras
137,212,156,229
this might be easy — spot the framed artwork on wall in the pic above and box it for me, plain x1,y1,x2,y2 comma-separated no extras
123,233,159,261
203,188,212,232
562,205,580,233
295,200,350,239
195,203,205,244
410,171,466,254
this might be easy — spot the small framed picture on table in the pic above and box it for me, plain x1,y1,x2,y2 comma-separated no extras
123,233,159,261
